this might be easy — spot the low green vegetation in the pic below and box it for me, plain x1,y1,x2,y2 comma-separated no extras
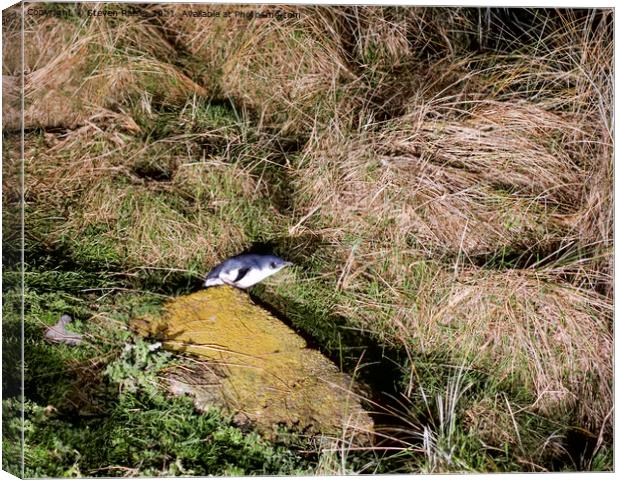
3,268,314,477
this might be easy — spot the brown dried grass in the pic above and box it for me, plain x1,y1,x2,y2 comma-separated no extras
158,4,357,133
18,14,206,129
331,260,612,437
295,101,581,258
418,271,611,423
287,9,613,442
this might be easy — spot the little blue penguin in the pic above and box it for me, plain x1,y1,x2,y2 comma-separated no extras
204,253,293,289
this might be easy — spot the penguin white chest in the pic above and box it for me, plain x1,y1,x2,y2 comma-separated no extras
235,267,273,288
221,267,276,289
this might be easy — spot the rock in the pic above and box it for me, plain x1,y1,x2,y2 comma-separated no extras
132,287,373,443
44,314,83,346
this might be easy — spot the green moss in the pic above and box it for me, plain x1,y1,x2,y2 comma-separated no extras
19,390,309,477
2,397,23,477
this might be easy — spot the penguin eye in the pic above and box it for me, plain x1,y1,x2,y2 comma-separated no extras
270,262,277,269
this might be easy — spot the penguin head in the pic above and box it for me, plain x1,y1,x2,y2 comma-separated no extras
262,255,293,274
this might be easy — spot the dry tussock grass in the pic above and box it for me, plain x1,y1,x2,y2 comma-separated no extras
295,101,580,258
331,261,611,436
149,6,492,134
473,10,613,294
108,188,218,268
15,13,206,129
288,10,612,442
2,6,23,131
2,136,21,203
2,4,24,74
67,178,225,270
420,271,611,424
417,103,583,204
23,118,270,271
24,117,137,203
159,4,354,134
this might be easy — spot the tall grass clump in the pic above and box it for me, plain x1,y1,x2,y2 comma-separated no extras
281,7,612,470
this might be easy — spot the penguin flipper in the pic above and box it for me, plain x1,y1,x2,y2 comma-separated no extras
219,267,250,286
233,267,251,283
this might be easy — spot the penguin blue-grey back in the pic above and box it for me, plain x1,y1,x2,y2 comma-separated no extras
204,253,292,289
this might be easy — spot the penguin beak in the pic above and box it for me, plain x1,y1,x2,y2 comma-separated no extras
284,261,294,267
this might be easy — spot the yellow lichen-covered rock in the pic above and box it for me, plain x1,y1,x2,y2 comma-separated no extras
133,287,373,443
